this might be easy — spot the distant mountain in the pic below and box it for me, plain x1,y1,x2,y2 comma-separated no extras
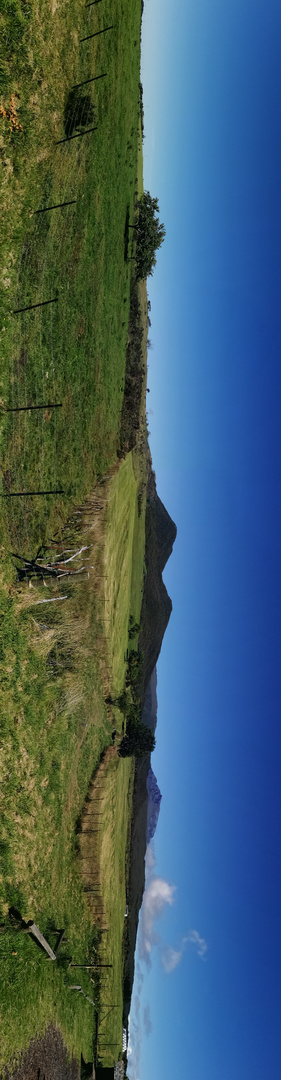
146,768,162,845
123,463,176,1028
140,465,177,690
141,665,158,733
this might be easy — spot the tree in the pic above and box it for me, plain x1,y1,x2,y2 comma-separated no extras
118,720,155,759
128,615,141,639
134,191,166,281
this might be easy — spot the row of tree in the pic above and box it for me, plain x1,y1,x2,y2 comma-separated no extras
107,646,155,758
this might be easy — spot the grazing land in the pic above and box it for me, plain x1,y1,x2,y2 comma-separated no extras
0,0,142,547
0,452,145,1070
78,747,135,1066
0,0,148,1073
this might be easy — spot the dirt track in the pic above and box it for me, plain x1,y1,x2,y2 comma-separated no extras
3,1025,80,1080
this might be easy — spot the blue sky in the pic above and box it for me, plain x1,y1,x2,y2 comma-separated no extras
128,1,281,1078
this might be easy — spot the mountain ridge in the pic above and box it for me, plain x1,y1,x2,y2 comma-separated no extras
123,463,176,1027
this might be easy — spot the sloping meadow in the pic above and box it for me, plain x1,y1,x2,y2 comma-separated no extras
0,0,146,1071
0,454,145,1069
0,0,142,545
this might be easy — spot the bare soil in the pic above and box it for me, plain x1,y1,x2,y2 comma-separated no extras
3,1025,80,1080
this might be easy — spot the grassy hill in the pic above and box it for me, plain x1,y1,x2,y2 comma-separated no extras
0,0,148,1072
0,455,146,1071
0,0,142,546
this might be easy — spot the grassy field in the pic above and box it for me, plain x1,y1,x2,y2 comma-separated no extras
0,492,111,1067
104,453,145,695
0,0,142,551
0,0,148,1071
97,753,134,1066
78,747,135,1067
0,456,146,1069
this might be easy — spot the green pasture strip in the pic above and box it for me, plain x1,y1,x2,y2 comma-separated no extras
96,754,134,1066
129,483,146,628
137,114,144,196
136,275,149,437
0,0,142,551
103,454,144,697
96,458,146,1065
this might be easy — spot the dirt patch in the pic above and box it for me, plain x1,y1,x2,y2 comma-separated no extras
3,1023,79,1080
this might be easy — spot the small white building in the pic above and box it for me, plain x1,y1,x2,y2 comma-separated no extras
122,1028,127,1053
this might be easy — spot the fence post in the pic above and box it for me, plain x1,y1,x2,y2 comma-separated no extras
34,200,76,214
3,403,62,413
80,25,114,42
71,73,107,89
55,127,98,145
13,298,58,314
1,489,64,497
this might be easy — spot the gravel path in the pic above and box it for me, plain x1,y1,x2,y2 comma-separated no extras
3,1025,80,1080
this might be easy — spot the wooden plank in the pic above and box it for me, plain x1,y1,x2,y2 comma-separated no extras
28,923,56,960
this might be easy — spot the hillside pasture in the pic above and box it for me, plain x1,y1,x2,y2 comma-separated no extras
103,453,145,697
0,0,147,1069
78,748,134,1066
0,0,142,552
0,452,146,1068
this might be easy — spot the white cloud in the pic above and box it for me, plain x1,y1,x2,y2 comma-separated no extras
128,843,207,1080
138,876,176,966
143,1002,153,1037
161,946,182,973
183,929,208,959
145,843,156,873
161,929,208,974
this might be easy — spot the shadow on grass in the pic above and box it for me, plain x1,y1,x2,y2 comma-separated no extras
124,205,129,262
64,91,95,138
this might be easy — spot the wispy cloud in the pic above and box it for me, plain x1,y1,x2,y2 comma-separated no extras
161,945,182,973
143,1003,153,1037
145,844,156,873
128,844,208,1080
183,929,208,959
161,929,208,973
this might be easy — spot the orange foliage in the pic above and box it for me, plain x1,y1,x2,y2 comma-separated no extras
0,95,23,133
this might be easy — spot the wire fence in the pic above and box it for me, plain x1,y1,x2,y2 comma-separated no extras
1,0,113,592
0,5,126,1048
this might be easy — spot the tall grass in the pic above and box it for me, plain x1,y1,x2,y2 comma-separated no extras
0,0,147,1067
0,453,146,1069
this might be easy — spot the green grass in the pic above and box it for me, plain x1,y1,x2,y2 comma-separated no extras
0,456,146,1069
78,749,134,1066
103,454,145,695
0,0,142,551
0,0,147,1069
97,754,134,1066
0,557,110,1067
0,926,99,1070
137,115,144,196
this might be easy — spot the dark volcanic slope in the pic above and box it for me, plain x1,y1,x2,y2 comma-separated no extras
140,466,177,690
123,466,176,1026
